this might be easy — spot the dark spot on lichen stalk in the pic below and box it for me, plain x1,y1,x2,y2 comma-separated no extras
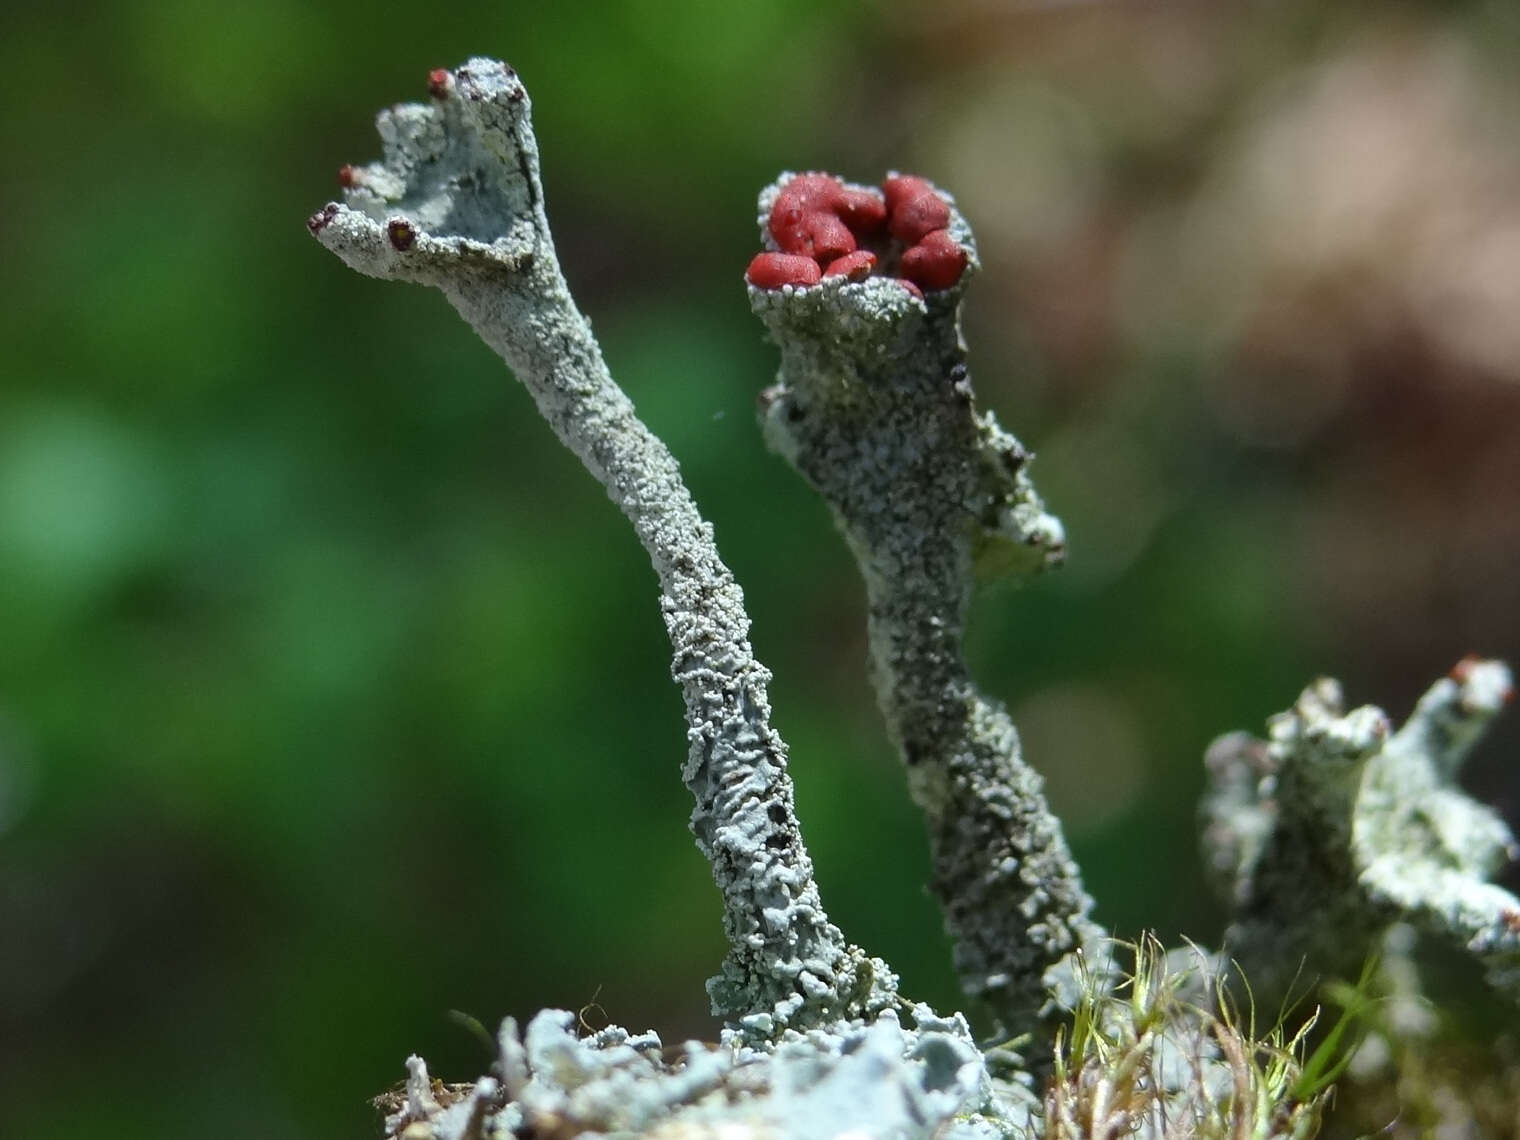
388,219,416,251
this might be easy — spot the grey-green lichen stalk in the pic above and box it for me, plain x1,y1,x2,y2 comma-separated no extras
1202,658,1520,1007
748,174,1104,1040
307,58,893,1035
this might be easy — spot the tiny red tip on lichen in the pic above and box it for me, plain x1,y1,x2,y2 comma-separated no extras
896,278,924,301
810,214,858,264
427,68,452,99
387,218,416,251
338,164,358,188
754,171,963,294
769,216,848,261
747,252,822,289
776,173,845,212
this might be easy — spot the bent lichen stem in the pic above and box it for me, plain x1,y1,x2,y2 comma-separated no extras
308,59,896,1034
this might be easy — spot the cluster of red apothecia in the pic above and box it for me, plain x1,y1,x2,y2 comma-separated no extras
746,173,969,299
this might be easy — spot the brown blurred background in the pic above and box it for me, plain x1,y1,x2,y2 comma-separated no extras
2,1,1518,1136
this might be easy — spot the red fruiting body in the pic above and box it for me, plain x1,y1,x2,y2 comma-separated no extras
769,175,857,262
809,213,857,263
900,229,968,291
883,174,952,244
387,218,416,251
837,188,886,235
747,252,822,289
774,173,845,215
338,164,358,188
822,249,877,281
769,212,855,262
890,192,951,244
882,174,937,214
428,68,452,98
896,278,924,300
883,175,952,243
769,174,895,262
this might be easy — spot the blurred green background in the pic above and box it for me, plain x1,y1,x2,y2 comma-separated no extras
3,1,1519,1137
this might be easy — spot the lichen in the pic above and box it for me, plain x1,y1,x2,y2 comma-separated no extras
1203,659,1520,1006
748,172,1099,1041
